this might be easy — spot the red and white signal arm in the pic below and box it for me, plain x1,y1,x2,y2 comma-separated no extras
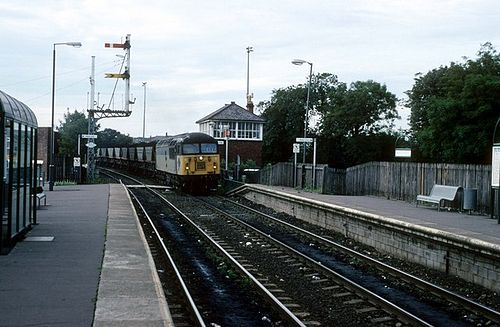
224,129,231,137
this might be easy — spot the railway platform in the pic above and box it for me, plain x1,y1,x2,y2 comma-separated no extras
0,183,173,327
252,184,500,246
232,184,500,292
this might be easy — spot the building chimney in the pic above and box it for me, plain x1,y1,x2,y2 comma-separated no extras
246,94,254,114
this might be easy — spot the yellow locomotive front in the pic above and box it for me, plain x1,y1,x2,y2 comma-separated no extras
176,140,220,192
152,133,220,192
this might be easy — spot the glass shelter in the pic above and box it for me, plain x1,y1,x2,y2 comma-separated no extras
0,90,38,254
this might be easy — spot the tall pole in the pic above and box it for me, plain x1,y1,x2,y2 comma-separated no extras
303,62,313,164
87,56,96,184
49,41,82,191
124,34,131,113
246,46,253,100
49,45,56,191
142,82,147,139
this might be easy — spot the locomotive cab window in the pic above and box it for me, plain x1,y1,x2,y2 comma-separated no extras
201,143,217,154
182,144,199,154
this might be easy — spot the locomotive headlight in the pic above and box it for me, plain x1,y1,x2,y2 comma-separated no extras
213,163,217,170
199,156,203,161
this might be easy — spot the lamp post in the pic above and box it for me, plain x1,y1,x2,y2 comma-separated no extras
49,41,82,191
142,82,147,139
292,59,313,164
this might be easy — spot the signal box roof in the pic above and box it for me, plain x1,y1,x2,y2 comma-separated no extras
196,101,265,123
0,90,37,127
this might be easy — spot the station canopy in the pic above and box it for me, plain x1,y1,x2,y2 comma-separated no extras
0,90,37,127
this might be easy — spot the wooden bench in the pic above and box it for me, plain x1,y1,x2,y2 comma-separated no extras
416,184,462,211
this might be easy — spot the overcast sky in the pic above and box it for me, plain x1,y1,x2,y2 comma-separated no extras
1,1,499,137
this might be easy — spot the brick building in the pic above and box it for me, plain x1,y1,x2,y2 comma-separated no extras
196,101,265,167
36,127,51,183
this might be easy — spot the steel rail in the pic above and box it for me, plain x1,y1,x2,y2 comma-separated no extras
202,198,433,327
223,197,500,324
150,190,307,327
124,182,206,326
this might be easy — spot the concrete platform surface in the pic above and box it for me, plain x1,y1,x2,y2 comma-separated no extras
0,184,109,327
0,183,173,327
93,184,173,327
250,184,500,246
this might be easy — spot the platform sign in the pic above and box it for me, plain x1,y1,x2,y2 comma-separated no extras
296,137,313,143
395,147,411,158
81,134,97,139
492,146,500,187
293,143,300,153
73,157,81,167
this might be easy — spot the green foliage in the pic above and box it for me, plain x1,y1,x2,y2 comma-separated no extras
97,128,133,147
318,80,398,138
57,110,89,157
258,84,312,164
407,42,500,163
259,74,398,167
317,80,398,167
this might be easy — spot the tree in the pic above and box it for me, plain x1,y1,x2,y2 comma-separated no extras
258,73,339,164
57,110,89,157
258,86,310,164
317,80,398,167
407,43,500,163
97,128,133,147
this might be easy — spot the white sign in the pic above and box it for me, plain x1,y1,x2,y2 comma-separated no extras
395,148,412,158
292,143,300,153
217,140,224,145
73,157,81,167
81,134,98,139
296,137,314,143
492,146,500,187
86,142,96,148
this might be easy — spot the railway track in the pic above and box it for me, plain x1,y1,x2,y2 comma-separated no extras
100,169,500,326
200,195,500,327
166,193,430,326
102,169,302,326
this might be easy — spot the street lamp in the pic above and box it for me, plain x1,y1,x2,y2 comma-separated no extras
292,58,313,163
49,41,82,191
142,82,147,139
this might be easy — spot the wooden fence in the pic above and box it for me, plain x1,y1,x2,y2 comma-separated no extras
258,162,346,194
258,161,492,213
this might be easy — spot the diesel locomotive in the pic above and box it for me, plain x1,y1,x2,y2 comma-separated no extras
97,132,221,192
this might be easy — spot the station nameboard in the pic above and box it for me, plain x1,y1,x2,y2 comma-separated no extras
492,146,500,187
395,148,411,158
296,137,313,143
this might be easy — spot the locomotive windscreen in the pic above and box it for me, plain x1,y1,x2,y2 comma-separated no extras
182,143,218,154
201,143,217,153
182,144,199,154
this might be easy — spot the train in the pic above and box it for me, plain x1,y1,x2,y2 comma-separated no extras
96,132,221,192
